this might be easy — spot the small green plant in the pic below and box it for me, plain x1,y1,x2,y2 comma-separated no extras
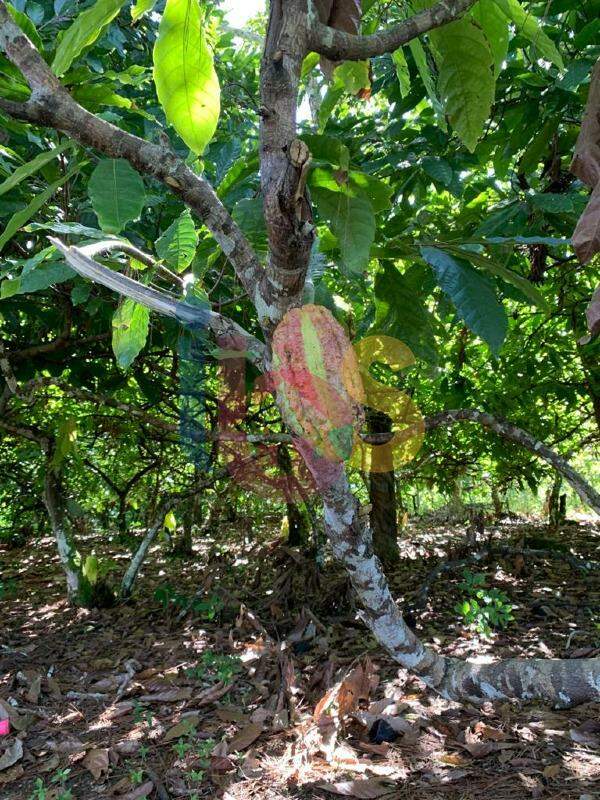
129,767,145,786
133,700,154,727
455,569,514,634
153,584,223,620
0,577,17,600
29,770,73,800
184,651,241,685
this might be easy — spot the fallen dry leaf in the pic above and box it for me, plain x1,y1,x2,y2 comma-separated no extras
0,763,24,785
83,747,110,780
0,740,23,771
119,780,155,799
227,722,263,753
316,778,396,798
163,717,198,742
139,687,192,703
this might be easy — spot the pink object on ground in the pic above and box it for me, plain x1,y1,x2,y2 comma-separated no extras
0,719,9,736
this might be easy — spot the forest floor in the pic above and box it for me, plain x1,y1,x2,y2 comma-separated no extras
1,514,599,800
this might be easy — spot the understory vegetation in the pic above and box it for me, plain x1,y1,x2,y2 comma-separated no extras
0,0,599,795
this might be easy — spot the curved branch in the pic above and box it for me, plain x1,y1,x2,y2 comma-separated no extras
0,1,266,308
50,240,266,369
425,409,600,516
307,0,476,61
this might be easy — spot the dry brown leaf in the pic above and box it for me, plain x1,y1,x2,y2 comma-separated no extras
26,675,42,704
570,719,600,747
573,182,600,264
139,687,192,702
543,763,561,779
83,747,110,780
227,722,263,753
473,722,506,741
0,699,30,732
438,752,471,767
118,780,155,799
163,716,198,742
586,284,600,338
316,778,396,798
38,753,61,773
0,739,23,771
338,658,378,717
571,60,600,188
0,763,24,785
314,0,362,79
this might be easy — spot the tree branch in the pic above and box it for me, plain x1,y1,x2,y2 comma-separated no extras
50,239,266,369
307,0,477,60
0,1,267,312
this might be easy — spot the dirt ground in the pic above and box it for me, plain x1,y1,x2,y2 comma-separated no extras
1,514,599,799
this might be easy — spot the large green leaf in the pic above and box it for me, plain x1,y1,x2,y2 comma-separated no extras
52,0,127,77
472,0,508,75
88,159,146,234
439,243,549,310
156,209,198,272
6,3,43,51
0,247,76,298
0,165,79,253
408,38,446,131
392,47,410,98
153,0,220,155
371,263,438,364
430,17,496,152
421,246,508,355
231,197,268,254
0,142,70,197
131,0,157,21
313,187,375,275
493,0,564,69
112,299,150,370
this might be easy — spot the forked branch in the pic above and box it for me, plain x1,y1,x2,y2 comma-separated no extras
307,0,477,60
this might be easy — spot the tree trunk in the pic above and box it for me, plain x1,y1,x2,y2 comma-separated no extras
367,410,399,567
43,460,81,602
286,501,308,546
305,452,600,708
121,502,169,597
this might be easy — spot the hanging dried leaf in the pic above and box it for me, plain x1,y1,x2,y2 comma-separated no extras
571,60,600,188
571,59,600,263
586,284,600,338
314,0,362,78
573,182,600,264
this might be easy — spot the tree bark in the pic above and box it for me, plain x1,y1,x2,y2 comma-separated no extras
43,458,81,602
367,410,400,567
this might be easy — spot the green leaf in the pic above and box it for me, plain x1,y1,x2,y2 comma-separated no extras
492,0,563,69
112,299,150,369
0,142,70,197
153,0,220,155
408,38,446,131
430,17,496,151
83,554,99,585
164,510,177,532
421,246,508,354
52,0,127,77
313,187,375,275
421,156,453,187
472,0,508,75
334,61,370,95
371,263,438,363
88,159,146,234
51,417,78,469
530,193,574,213
6,3,43,51
156,209,198,272
231,197,268,254
440,243,549,310
131,0,157,21
391,47,410,97
0,165,78,253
